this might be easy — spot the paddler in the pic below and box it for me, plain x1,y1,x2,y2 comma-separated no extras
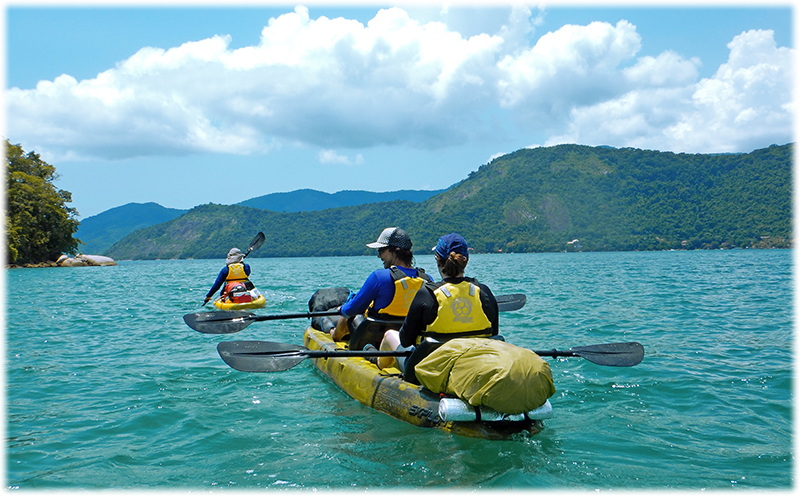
379,232,555,414
330,227,433,341
203,247,253,306
377,233,499,371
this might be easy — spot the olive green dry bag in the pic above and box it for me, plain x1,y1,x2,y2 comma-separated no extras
414,337,556,414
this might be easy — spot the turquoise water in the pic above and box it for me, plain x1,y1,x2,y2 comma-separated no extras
5,250,793,489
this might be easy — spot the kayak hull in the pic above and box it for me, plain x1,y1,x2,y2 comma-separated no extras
213,293,267,310
303,326,543,440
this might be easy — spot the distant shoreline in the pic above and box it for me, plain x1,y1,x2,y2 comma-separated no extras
6,261,61,269
7,244,792,269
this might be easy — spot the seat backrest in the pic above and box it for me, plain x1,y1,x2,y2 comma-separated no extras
348,316,404,350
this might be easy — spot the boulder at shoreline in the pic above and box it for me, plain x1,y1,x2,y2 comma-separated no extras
56,254,118,267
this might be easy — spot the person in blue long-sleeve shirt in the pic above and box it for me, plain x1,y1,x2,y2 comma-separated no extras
331,227,431,341
204,248,252,306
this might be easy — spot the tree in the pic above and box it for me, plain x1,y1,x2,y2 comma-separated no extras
5,141,80,264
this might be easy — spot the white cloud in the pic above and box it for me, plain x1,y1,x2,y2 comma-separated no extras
676,29,793,152
497,20,642,110
548,29,793,153
623,51,701,87
6,7,793,162
318,149,364,165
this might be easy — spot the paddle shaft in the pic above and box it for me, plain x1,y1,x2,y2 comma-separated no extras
183,294,525,334
216,340,644,372
250,294,522,320
185,293,526,334
249,310,340,322
234,349,413,359
183,309,341,334
225,347,626,360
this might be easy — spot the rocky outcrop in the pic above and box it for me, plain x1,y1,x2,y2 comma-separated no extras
56,254,118,267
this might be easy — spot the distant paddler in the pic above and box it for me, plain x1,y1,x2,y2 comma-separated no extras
203,232,265,307
204,248,253,306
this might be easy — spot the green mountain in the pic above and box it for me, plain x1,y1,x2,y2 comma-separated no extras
414,143,792,252
81,189,442,255
76,202,188,255
105,143,792,260
238,188,445,212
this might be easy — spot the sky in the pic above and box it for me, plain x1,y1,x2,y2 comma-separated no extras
3,1,795,219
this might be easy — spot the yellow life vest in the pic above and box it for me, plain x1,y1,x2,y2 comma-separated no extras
422,280,493,342
225,262,249,282
368,267,430,319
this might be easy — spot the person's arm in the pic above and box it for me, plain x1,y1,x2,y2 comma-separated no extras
206,266,229,298
340,270,382,318
398,287,438,348
478,282,500,335
244,263,251,276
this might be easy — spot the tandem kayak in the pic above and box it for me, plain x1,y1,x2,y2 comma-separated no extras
213,287,267,310
302,326,553,440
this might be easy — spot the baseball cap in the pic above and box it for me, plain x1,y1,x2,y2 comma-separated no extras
366,227,413,249
432,233,469,259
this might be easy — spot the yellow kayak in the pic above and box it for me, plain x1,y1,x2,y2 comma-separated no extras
213,288,266,310
303,326,548,440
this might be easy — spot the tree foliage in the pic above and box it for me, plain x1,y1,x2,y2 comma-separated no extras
106,143,793,260
5,141,81,264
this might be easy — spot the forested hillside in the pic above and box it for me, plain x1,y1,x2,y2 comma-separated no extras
105,201,419,259
414,143,791,252
76,202,188,255
105,143,792,260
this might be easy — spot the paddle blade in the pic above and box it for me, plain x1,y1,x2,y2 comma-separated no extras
183,311,255,334
217,341,309,372
497,293,526,312
570,342,644,367
245,232,266,256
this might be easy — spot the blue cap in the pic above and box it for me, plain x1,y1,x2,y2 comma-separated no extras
433,233,469,259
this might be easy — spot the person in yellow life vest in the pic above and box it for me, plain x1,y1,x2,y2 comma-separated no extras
330,227,432,341
203,248,253,305
377,233,499,372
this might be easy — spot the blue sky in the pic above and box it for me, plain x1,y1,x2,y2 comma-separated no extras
5,2,794,219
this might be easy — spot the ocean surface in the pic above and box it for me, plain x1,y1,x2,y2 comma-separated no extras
5,249,793,490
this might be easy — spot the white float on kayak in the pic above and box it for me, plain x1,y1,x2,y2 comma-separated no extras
438,398,554,422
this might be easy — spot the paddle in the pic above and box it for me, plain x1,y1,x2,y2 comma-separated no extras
216,340,644,373
185,293,528,334
243,232,265,259
203,232,266,307
496,293,526,311
184,309,341,334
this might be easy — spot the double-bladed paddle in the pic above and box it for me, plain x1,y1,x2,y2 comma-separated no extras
216,340,644,373
184,293,527,334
